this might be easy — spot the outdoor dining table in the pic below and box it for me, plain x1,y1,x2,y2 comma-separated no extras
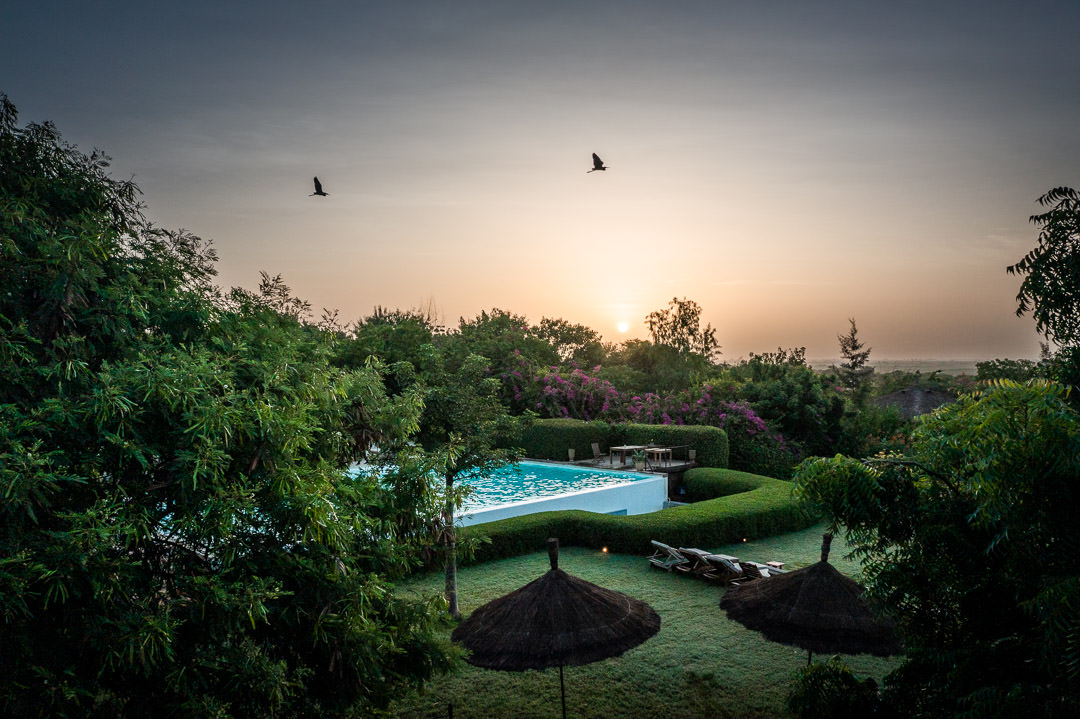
608,445,647,467
645,446,672,468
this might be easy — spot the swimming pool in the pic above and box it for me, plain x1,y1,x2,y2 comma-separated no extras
457,461,667,526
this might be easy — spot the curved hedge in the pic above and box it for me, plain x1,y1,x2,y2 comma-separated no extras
517,418,729,468
459,468,815,565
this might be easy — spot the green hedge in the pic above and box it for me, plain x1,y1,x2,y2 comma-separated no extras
517,418,729,468
517,418,611,462
459,468,814,564
682,468,764,502
617,422,728,468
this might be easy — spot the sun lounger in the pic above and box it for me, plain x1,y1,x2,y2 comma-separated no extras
675,547,722,577
648,540,690,572
700,554,745,585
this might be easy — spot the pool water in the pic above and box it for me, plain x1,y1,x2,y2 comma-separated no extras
461,461,651,510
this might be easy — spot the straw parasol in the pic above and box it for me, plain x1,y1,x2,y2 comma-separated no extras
451,538,660,718
719,533,900,665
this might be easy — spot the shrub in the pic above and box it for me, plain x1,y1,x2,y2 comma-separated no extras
516,419,729,468
682,467,765,502
785,656,886,719
517,418,613,460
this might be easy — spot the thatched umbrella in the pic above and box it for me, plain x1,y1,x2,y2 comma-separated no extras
719,534,900,665
451,538,660,718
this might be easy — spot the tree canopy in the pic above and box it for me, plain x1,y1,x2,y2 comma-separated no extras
0,94,453,717
1009,187,1080,347
794,381,1080,718
645,296,720,361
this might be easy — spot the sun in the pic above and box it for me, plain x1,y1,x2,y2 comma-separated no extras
617,321,629,333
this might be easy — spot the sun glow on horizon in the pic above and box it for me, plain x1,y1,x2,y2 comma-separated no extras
617,321,629,333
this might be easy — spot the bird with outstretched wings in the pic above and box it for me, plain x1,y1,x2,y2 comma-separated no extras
310,177,329,196
587,153,607,173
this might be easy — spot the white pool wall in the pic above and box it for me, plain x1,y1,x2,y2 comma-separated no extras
457,472,667,526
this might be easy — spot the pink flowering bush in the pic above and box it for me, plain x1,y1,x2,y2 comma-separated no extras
532,366,620,421
524,369,793,476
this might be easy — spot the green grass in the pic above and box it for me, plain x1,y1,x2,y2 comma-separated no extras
390,525,900,718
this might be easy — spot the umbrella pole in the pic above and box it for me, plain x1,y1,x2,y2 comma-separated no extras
560,664,567,719
807,649,813,667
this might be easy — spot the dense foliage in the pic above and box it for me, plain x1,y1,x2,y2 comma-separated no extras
1009,187,1080,347
0,95,454,717
794,381,1080,718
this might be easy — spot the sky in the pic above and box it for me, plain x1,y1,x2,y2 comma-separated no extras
5,1,1079,361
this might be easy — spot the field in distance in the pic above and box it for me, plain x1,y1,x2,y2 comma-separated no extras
807,358,983,375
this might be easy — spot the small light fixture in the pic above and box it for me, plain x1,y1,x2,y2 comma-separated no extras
601,546,608,553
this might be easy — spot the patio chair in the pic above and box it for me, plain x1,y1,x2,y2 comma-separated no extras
647,540,690,572
591,442,606,466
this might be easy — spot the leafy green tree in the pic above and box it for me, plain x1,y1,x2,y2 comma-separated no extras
975,357,1044,382
1008,187,1080,347
645,296,720,361
715,348,847,461
794,381,1080,718
535,316,606,366
338,305,439,393
0,94,453,717
438,308,558,410
605,338,705,394
405,348,527,619
1009,188,1080,394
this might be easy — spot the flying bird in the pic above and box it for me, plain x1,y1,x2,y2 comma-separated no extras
587,153,607,173
310,177,329,196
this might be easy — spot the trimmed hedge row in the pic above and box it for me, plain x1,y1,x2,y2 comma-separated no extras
517,418,611,461
517,418,729,468
459,468,814,565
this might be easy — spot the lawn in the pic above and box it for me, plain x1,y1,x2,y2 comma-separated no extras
390,525,900,718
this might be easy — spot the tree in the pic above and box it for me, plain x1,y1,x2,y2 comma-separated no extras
715,348,847,463
836,317,872,395
405,348,527,620
0,94,453,717
1008,187,1080,394
439,308,559,411
1008,187,1080,347
339,305,439,391
535,316,605,366
645,296,720,361
793,381,1080,718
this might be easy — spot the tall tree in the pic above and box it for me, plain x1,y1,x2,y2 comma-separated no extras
836,318,873,399
535,316,605,366
645,296,720,361
0,94,453,717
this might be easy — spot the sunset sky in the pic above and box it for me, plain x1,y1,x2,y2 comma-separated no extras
5,1,1079,360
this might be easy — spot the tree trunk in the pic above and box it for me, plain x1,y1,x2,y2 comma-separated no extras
443,474,460,620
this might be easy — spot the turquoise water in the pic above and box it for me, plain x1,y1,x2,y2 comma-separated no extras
461,461,650,510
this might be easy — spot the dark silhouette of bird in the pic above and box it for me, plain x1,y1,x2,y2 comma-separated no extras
310,177,329,196
587,153,607,173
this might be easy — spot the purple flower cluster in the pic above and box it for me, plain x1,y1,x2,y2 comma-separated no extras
520,370,784,450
